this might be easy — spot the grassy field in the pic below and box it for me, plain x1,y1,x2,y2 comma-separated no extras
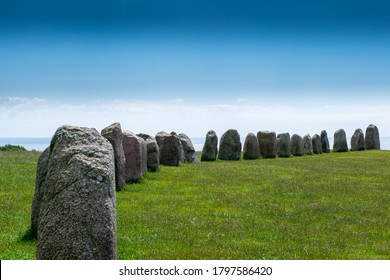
0,150,389,259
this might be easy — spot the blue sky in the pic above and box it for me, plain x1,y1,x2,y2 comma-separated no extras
1,0,390,138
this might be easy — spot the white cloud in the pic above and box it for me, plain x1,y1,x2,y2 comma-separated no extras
1,97,389,141
0,97,47,108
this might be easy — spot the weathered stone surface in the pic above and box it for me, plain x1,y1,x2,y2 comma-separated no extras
277,133,291,157
243,133,260,160
201,130,218,161
155,131,182,166
333,129,348,152
218,129,241,160
122,131,146,182
365,124,380,150
137,133,160,171
320,130,331,153
290,134,304,156
101,123,126,191
171,132,186,163
36,125,116,260
312,134,322,154
257,131,276,158
30,146,50,239
351,129,365,151
179,133,198,163
140,138,148,174
303,134,313,155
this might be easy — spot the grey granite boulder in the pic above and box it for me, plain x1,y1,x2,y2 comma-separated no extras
179,133,198,163
365,124,380,150
218,129,241,160
257,131,277,158
101,123,126,191
201,130,218,161
277,133,291,157
333,129,348,152
243,133,260,160
155,131,182,166
137,133,160,171
30,146,50,239
303,134,313,155
290,134,304,156
312,134,322,154
320,130,331,153
122,131,147,182
171,132,186,163
351,129,365,151
36,126,116,260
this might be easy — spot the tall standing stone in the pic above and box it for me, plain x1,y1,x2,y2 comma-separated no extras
320,130,331,153
312,134,322,154
122,131,146,182
36,126,116,260
277,133,291,157
101,123,126,191
365,124,380,150
257,131,277,158
201,130,218,161
155,131,182,166
290,134,304,156
243,133,260,160
218,129,241,160
179,133,198,163
303,134,313,155
351,129,365,151
333,129,348,152
30,146,50,238
137,133,160,171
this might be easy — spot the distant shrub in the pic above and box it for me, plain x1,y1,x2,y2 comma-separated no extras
0,144,27,151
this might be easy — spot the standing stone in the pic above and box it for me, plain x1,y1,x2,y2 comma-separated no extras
36,126,116,260
201,130,218,161
277,133,291,157
290,134,304,156
30,146,50,238
303,134,313,155
171,132,186,163
122,131,146,182
320,130,331,153
137,133,160,171
101,123,126,191
365,124,380,150
351,129,365,151
333,129,348,152
257,131,277,158
218,129,241,160
243,133,260,160
179,133,198,163
312,134,322,154
140,139,148,174
155,131,182,166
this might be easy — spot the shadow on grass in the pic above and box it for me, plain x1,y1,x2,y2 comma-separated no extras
19,228,36,242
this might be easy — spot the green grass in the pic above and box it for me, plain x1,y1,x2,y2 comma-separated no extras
0,151,40,259
1,150,389,259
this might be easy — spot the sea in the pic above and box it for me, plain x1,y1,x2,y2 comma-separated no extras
1,137,390,152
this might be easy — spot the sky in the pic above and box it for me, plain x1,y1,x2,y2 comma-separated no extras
1,0,390,139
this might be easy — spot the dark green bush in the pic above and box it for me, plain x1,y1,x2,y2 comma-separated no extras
0,144,27,151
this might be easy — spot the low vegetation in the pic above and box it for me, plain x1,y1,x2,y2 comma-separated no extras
0,144,27,151
0,150,389,259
